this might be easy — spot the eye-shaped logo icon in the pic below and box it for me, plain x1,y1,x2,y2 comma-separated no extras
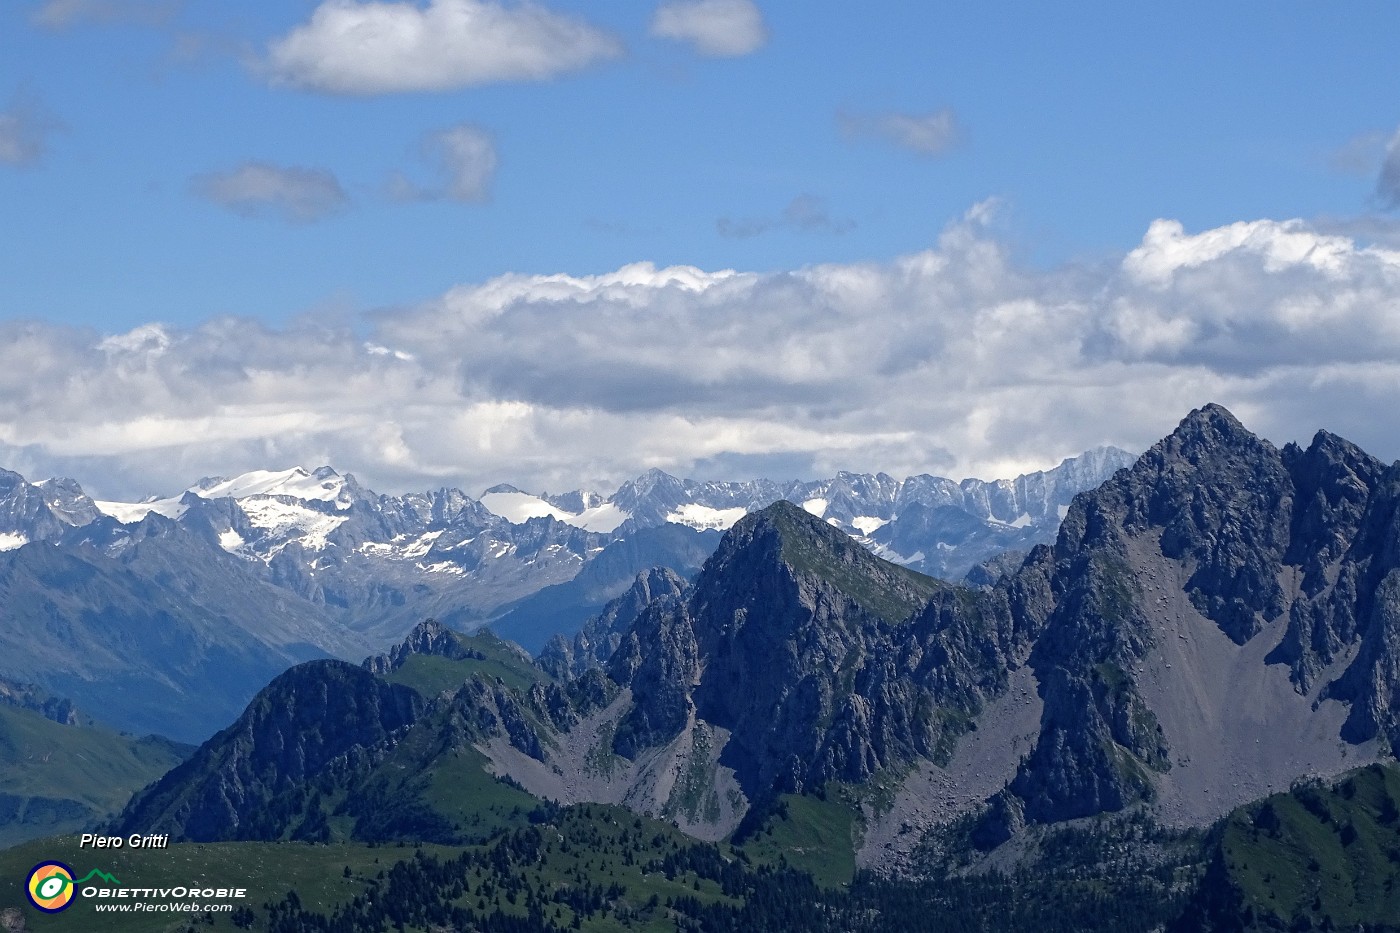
26,861,77,913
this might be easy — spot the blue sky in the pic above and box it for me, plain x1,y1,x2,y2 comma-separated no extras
3,1,1400,498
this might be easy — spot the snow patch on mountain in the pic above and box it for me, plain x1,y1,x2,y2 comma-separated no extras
665,503,749,531
568,503,630,533
419,561,465,575
402,529,445,559
850,516,887,534
94,497,188,523
479,490,629,532
0,532,27,551
95,466,354,525
238,498,347,555
480,491,574,524
801,498,828,517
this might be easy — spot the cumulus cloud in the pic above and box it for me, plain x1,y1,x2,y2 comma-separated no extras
191,161,349,223
840,108,960,156
263,0,623,95
650,0,767,57
389,123,498,202
0,95,61,167
7,211,1400,499
717,193,854,238
29,0,179,29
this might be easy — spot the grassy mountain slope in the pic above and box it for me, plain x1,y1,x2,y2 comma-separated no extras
1181,762,1400,930
0,705,189,848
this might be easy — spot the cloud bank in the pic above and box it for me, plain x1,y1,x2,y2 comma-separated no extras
264,0,623,94
5,210,1400,500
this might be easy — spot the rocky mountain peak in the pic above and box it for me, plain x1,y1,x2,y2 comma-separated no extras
694,499,940,630
605,500,963,801
34,477,100,527
363,617,484,674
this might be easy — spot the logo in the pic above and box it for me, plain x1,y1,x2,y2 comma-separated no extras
26,862,76,913
25,863,121,913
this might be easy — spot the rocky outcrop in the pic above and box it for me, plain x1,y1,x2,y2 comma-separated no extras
0,678,82,726
609,602,699,759
538,567,687,679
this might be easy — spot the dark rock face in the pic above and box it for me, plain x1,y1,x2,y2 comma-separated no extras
113,661,422,841
1006,407,1304,820
538,567,687,680
1140,406,1294,643
610,501,1011,803
448,678,546,761
609,602,699,759
1311,465,1400,747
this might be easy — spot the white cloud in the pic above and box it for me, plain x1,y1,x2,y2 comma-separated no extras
650,0,767,57
840,108,960,157
29,0,179,29
8,212,1400,499
191,161,349,223
390,123,498,202
264,0,623,95
0,95,61,167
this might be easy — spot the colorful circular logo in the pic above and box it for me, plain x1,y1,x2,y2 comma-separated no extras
26,861,76,913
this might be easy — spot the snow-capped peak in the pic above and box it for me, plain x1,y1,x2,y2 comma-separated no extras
189,466,350,507
94,466,356,523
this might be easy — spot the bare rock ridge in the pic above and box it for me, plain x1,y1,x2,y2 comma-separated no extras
110,405,1400,865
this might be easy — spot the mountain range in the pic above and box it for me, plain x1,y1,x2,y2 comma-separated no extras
0,448,1129,741
108,405,1400,889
